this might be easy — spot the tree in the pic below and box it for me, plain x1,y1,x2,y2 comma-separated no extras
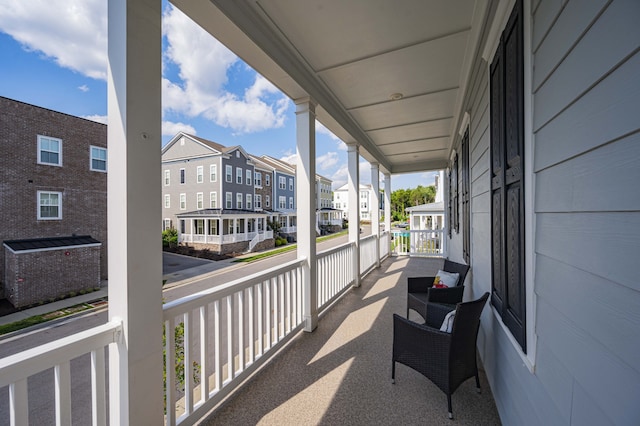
390,184,436,220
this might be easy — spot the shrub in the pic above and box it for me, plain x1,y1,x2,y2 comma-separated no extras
275,236,288,247
162,228,178,248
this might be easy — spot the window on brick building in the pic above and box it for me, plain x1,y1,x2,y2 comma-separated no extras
38,135,62,166
90,146,107,172
38,191,62,219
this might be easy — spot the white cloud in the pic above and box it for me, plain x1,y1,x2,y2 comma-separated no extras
280,152,298,165
82,114,107,124
0,0,108,80
78,84,89,92
162,121,196,137
162,5,291,134
316,152,339,171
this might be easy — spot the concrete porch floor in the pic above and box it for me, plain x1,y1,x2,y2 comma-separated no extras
198,256,501,425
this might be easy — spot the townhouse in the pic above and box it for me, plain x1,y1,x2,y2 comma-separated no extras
0,96,107,308
332,183,383,222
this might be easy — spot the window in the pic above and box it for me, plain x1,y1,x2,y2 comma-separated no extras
209,220,219,235
179,193,186,210
37,135,62,166
255,194,262,209
279,176,286,190
236,193,243,209
255,172,262,187
289,178,293,191
225,192,232,209
162,219,172,231
197,192,203,209
279,196,286,210
164,194,170,208
236,167,243,184
225,165,232,182
180,220,186,234
210,164,217,182
246,194,252,210
38,191,61,219
90,146,107,172
180,168,186,184
289,197,294,209
490,0,526,352
266,195,270,208
265,174,271,186
164,170,170,186
196,166,203,183
246,169,252,186
194,219,205,235
210,192,217,208
236,151,240,158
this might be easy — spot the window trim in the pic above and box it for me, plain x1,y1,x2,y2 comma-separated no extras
37,190,62,220
225,192,232,209
180,168,186,185
236,193,243,210
210,164,217,182
164,194,170,208
196,192,204,210
246,169,252,186
196,166,204,183
164,170,170,186
225,165,232,183
179,193,186,210
37,135,62,166
90,145,107,172
210,191,217,209
236,167,243,184
246,194,252,210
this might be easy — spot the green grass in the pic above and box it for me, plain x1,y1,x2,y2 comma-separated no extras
0,303,94,336
233,230,348,263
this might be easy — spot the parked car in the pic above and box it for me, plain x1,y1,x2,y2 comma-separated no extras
396,222,408,229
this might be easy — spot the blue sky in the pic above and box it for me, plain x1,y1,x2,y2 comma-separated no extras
0,0,436,190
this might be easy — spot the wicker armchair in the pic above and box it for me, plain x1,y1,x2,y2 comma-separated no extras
392,292,489,419
407,259,470,323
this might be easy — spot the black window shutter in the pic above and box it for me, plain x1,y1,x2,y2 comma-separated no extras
490,0,526,352
461,129,470,263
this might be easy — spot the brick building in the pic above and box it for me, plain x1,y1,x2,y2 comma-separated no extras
0,97,107,307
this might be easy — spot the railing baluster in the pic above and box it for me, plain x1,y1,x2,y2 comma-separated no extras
248,286,254,364
272,277,279,343
91,349,107,426
165,316,176,425
257,282,263,357
184,311,193,415
55,361,72,426
226,295,233,381
10,379,28,426
214,300,221,392
265,279,271,349
238,289,245,372
200,305,209,403
279,273,285,339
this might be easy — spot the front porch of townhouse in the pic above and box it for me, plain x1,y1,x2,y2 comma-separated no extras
198,255,500,425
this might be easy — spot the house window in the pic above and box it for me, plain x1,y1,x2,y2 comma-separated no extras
236,151,240,158
255,172,262,187
289,197,294,209
194,219,205,235
266,195,270,208
180,220,186,234
210,192,217,208
279,196,286,209
225,192,232,209
38,191,61,219
289,178,293,191
225,165,232,182
196,166,203,183
246,194,252,210
236,167,243,184
236,193,243,209
37,135,62,166
163,219,172,231
279,176,286,190
209,220,219,235
164,170,170,186
255,194,262,209
210,164,217,182
490,0,526,352
164,194,170,208
246,169,252,186
179,193,186,210
90,146,107,172
265,174,270,186
180,168,186,184
197,192,203,209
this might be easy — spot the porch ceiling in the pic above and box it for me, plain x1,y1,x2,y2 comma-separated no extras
171,0,489,175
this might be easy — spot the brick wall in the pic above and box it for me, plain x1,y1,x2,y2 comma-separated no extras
0,97,108,288
4,245,101,308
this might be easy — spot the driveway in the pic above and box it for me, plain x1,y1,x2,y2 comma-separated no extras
163,251,214,275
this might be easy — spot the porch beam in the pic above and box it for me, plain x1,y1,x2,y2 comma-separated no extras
295,98,318,332
347,144,360,287
107,0,163,424
370,163,380,267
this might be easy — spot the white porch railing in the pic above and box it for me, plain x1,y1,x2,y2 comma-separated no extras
0,320,123,425
280,226,296,234
391,229,446,257
162,259,305,425
359,234,378,276
380,231,390,259
180,234,221,244
318,219,342,226
316,242,355,312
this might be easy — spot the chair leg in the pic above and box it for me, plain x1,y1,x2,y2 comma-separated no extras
475,371,482,393
447,394,453,419
391,361,396,384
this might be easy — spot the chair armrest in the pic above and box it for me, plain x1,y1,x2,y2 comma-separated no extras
393,314,451,351
427,286,464,304
407,276,435,293
425,303,455,328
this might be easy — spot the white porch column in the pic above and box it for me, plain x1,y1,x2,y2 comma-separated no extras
295,98,318,332
384,173,391,252
370,163,380,267
347,144,360,287
107,0,163,424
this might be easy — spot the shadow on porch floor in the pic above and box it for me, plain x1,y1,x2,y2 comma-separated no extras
198,256,501,425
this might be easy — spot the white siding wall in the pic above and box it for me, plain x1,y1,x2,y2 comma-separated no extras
461,0,640,424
